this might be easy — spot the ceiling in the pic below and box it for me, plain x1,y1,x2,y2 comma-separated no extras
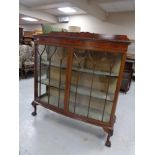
19,14,48,24
99,0,135,12
19,0,135,24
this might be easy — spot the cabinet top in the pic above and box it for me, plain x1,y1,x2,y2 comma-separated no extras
34,32,131,45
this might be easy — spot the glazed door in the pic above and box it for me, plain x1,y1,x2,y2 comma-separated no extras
68,49,122,123
36,44,68,109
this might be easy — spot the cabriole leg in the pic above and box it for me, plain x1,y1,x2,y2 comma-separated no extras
105,133,112,147
105,129,113,147
31,101,38,116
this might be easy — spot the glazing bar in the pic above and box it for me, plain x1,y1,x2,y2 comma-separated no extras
39,56,41,98
87,63,96,118
40,45,46,56
38,45,46,99
102,59,114,121
48,59,51,104
73,63,81,113
48,46,58,104
58,59,62,108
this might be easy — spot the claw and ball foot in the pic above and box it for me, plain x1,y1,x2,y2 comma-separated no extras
104,128,113,147
32,111,37,116
31,101,38,116
105,134,112,147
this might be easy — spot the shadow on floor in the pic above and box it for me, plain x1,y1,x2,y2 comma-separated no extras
33,110,106,139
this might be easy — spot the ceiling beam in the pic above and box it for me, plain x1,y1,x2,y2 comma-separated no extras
19,4,57,23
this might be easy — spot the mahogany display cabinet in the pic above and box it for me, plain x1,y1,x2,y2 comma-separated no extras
31,32,131,147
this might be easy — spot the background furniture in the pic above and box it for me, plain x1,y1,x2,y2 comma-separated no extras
41,24,68,34
120,53,135,93
68,26,81,32
23,36,34,45
23,31,34,45
19,43,34,77
31,32,131,147
19,27,23,44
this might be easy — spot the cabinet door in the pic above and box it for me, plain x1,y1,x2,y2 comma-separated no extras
68,49,122,122
36,45,68,109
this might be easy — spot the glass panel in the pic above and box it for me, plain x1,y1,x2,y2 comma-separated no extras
69,49,122,122
37,45,67,109
37,84,46,98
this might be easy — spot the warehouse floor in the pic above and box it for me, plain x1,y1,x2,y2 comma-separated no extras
19,77,135,155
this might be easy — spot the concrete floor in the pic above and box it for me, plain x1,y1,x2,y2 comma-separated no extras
19,77,135,155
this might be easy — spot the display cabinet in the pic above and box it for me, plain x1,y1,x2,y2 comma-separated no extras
31,32,131,147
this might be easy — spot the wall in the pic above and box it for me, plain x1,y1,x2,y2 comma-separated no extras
53,12,135,53
21,12,134,38
53,12,135,39
21,12,135,52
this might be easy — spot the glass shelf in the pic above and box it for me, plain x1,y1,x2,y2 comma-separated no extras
70,84,114,101
39,94,64,109
69,100,111,122
72,67,118,77
41,61,66,69
41,61,118,77
39,94,111,122
38,78,114,101
38,78,65,89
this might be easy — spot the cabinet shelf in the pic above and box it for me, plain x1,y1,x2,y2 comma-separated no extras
41,61,118,77
69,101,110,122
39,78,114,101
38,78,65,89
39,94,64,109
39,94,110,122
70,85,113,101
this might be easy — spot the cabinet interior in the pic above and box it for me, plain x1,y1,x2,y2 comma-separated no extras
36,45,122,123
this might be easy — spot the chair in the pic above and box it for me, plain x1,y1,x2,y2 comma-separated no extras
19,43,34,78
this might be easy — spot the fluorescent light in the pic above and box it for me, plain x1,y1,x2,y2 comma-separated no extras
58,7,76,13
21,17,38,22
